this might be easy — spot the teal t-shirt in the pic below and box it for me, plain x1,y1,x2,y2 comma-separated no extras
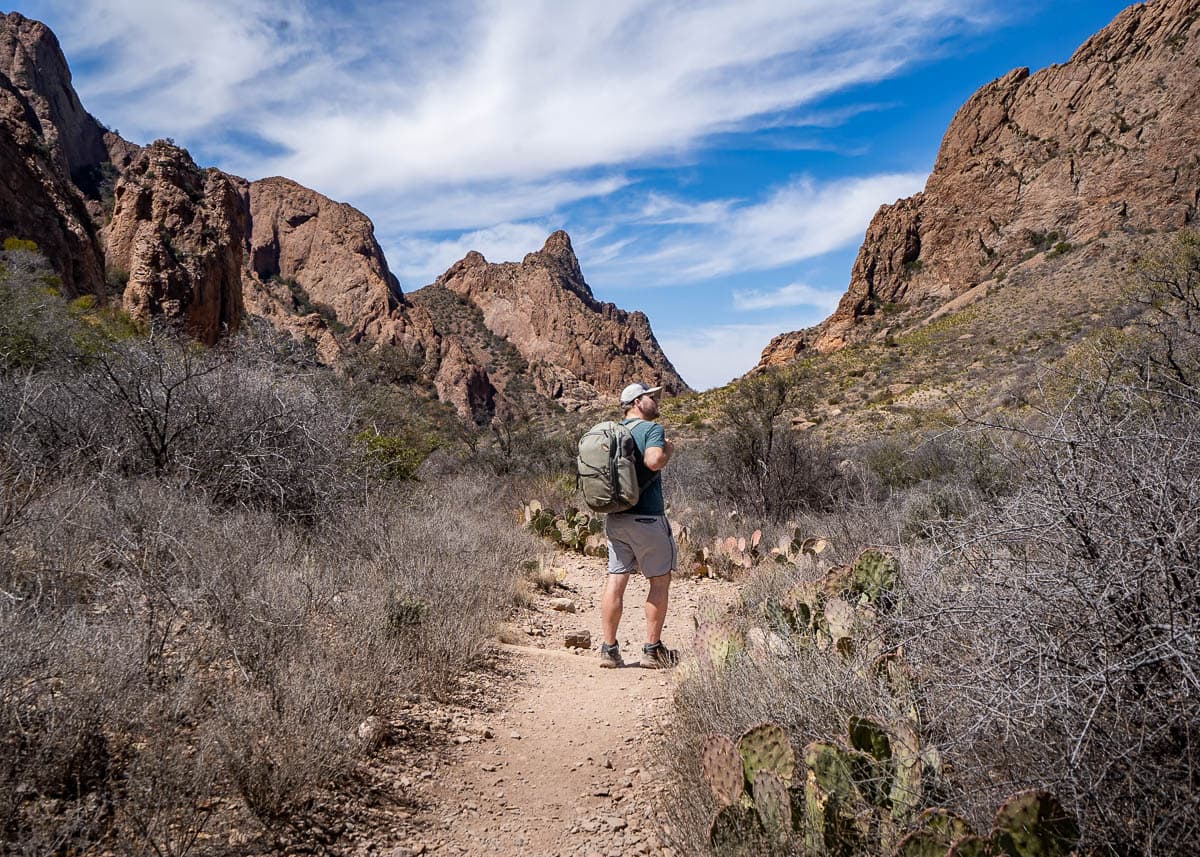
617,418,666,515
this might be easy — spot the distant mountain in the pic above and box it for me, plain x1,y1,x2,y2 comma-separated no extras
757,0,1200,370
0,11,687,419
410,231,688,423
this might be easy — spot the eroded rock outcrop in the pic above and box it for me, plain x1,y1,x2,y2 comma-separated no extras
759,0,1200,363
0,12,108,293
0,11,686,418
430,231,688,407
104,141,245,343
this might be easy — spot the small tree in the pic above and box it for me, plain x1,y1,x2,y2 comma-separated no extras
697,366,838,520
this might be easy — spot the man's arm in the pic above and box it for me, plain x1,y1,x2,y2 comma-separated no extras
643,425,673,471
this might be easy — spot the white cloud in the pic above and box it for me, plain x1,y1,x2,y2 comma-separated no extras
659,321,815,391
364,175,630,233
733,282,843,312
637,194,736,225
595,172,927,285
32,0,985,229
387,221,556,288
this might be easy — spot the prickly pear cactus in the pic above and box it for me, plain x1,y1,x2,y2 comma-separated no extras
852,548,899,607
822,596,857,642
762,598,797,633
947,834,994,857
737,723,796,787
803,741,862,805
896,809,976,856
848,716,891,763
890,719,923,822
916,807,975,842
708,803,762,856
897,829,957,857
991,790,1079,857
694,619,743,670
751,769,792,839
701,734,744,807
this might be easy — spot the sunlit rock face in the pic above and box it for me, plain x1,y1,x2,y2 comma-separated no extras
759,0,1200,365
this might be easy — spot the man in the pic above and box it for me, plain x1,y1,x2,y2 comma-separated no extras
599,382,678,669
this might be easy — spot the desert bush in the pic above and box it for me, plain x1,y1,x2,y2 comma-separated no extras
3,328,360,521
0,463,535,852
661,234,1200,856
893,387,1199,854
0,250,539,852
681,369,843,522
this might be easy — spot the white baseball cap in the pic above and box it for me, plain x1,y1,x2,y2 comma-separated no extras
620,382,664,405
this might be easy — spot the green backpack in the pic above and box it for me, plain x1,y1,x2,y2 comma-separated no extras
577,419,643,513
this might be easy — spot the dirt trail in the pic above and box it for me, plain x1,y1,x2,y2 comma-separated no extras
402,554,737,857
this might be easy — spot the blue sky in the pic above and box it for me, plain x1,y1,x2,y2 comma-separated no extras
15,0,1134,389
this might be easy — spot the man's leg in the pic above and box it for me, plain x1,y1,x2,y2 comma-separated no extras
645,572,671,645
601,572,630,646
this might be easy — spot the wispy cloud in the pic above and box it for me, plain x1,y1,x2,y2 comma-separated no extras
594,172,927,286
30,0,984,230
733,282,843,312
387,221,556,289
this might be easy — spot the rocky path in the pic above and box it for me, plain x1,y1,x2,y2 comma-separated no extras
397,554,737,857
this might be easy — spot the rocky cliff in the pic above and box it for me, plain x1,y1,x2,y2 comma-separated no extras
0,11,686,418
0,12,108,293
417,231,689,414
103,141,245,343
758,0,1200,365
239,175,440,364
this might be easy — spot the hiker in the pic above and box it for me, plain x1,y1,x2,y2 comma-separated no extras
599,382,678,669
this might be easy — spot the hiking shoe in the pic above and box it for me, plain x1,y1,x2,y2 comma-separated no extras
599,642,624,669
642,641,679,669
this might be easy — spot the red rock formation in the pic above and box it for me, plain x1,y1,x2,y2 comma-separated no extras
431,231,689,405
0,12,108,293
104,141,245,343
0,13,109,183
759,0,1200,364
0,77,105,294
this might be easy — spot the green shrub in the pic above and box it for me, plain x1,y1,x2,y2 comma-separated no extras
2,237,38,253
355,427,437,480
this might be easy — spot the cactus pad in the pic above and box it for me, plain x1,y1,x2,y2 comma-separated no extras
823,596,856,640
947,835,994,857
851,548,899,606
751,769,792,838
737,723,795,787
915,807,975,843
701,734,744,807
762,598,797,632
708,804,761,856
847,716,891,763
897,829,955,857
694,620,743,670
803,740,861,805
822,564,855,598
890,719,923,821
991,790,1079,857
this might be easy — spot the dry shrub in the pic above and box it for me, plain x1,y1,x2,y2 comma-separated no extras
660,553,908,855
659,234,1200,856
894,379,1200,854
5,329,360,522
0,256,539,852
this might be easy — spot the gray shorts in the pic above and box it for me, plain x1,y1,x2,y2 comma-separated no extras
605,513,677,578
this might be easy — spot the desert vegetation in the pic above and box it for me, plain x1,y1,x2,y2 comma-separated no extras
0,244,543,854
655,232,1200,856
3,230,1198,857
